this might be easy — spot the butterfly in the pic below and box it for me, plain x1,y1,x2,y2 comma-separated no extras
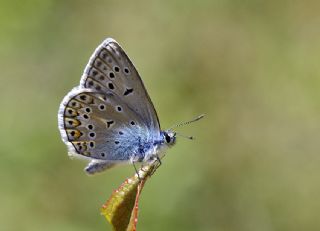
58,38,203,175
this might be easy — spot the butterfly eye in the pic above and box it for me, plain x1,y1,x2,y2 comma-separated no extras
165,134,171,143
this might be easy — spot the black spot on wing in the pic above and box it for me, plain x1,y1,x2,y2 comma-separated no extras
124,88,133,96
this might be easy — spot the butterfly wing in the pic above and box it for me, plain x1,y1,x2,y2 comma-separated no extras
80,38,160,135
58,38,161,166
58,88,152,161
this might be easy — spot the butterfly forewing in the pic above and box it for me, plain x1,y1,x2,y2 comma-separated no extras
80,38,160,136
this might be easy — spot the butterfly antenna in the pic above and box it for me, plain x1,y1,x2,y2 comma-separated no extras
175,132,194,140
169,114,205,130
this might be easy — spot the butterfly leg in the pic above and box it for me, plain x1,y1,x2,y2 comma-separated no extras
156,155,162,167
131,159,142,181
148,155,162,176
85,160,115,175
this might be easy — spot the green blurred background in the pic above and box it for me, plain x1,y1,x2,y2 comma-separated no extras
1,0,320,230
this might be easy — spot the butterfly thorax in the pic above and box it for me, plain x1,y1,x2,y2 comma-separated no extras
141,130,176,162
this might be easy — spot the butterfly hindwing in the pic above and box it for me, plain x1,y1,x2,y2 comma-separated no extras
58,88,153,162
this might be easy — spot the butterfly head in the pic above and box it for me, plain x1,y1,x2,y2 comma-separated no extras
162,130,177,146
162,114,205,145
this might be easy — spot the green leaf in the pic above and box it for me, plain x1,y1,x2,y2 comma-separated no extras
101,164,156,231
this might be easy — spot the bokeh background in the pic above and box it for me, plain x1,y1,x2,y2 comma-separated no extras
1,1,320,230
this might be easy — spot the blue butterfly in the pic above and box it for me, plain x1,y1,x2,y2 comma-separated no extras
58,38,203,174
